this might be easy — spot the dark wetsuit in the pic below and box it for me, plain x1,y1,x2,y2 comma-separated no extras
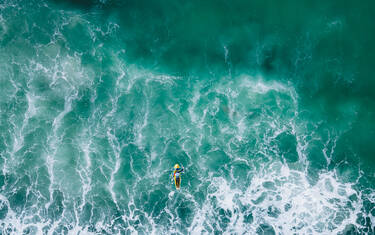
174,167,184,179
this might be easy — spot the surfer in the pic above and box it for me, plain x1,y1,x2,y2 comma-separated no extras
174,164,184,177
172,164,184,189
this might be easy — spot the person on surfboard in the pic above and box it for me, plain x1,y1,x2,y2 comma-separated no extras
172,164,184,189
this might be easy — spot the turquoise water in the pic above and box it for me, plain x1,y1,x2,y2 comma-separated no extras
1,0,375,234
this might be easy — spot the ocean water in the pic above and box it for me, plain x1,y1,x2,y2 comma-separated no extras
1,0,375,234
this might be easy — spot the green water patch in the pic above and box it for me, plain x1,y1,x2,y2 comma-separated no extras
274,132,299,163
8,187,27,214
306,140,327,184
0,200,8,220
47,190,64,221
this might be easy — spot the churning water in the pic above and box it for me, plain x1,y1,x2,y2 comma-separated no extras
0,0,375,234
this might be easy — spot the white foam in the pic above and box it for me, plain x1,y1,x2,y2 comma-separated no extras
107,128,121,211
75,134,93,214
25,92,38,118
135,94,149,149
188,90,201,124
236,116,247,141
189,162,365,234
0,15,7,39
2,91,42,174
108,59,180,94
239,75,289,94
